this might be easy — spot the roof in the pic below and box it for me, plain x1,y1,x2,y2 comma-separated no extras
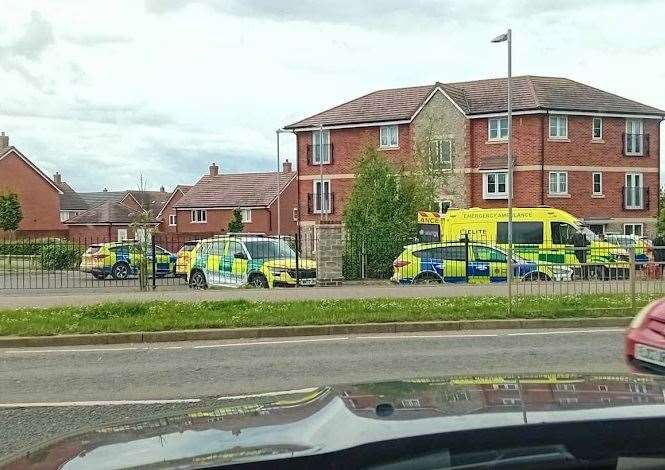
285,76,665,129
78,191,127,208
125,190,171,213
174,172,296,209
54,180,89,211
63,201,159,225
0,147,63,194
156,185,192,218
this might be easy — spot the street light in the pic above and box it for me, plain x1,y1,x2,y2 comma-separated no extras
492,28,513,314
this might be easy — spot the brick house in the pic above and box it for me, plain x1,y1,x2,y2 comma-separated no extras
64,201,160,243
173,161,298,235
0,134,67,237
284,76,665,237
156,185,191,234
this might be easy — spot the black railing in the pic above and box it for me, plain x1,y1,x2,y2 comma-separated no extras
622,133,649,156
307,193,335,215
306,143,334,165
622,186,650,210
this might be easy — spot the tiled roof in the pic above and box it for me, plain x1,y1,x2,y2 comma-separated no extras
64,201,158,225
174,172,296,209
285,76,665,128
78,191,127,208
126,190,171,213
55,181,89,211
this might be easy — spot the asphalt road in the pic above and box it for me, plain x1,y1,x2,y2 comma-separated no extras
0,327,632,460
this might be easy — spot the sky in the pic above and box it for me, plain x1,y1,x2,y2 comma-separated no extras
1,0,664,192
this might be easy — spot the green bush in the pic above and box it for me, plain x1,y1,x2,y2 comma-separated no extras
0,241,50,256
40,243,84,270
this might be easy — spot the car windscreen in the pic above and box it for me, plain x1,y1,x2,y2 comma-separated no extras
85,245,102,254
244,240,295,259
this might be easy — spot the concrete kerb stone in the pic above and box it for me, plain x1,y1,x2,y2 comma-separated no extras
0,316,634,349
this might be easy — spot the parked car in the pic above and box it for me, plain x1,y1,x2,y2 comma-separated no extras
174,240,200,278
605,233,652,264
187,235,316,288
626,298,665,374
80,241,176,280
390,241,573,284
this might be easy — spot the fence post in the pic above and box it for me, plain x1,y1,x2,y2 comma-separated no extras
361,239,366,279
461,233,469,283
629,246,636,312
295,232,300,287
151,235,157,291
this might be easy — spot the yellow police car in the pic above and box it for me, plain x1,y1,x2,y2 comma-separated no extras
187,236,316,288
80,241,176,280
391,241,573,284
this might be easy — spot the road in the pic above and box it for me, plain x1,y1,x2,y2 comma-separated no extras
0,327,631,460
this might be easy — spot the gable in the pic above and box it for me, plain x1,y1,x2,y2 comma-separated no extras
0,147,63,194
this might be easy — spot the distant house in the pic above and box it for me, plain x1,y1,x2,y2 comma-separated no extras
0,133,66,237
157,185,191,234
173,161,297,235
64,201,160,243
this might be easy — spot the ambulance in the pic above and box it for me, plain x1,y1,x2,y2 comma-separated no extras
416,207,629,279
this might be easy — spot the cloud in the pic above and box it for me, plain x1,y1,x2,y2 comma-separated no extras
63,33,133,46
7,11,54,59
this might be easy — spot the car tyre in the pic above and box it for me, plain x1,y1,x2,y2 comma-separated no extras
249,273,269,288
523,271,551,282
92,272,107,280
111,262,130,280
413,273,442,284
189,270,208,289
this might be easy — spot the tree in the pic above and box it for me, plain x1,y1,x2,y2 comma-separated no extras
228,209,244,233
0,193,23,231
657,188,665,237
343,147,434,278
130,175,158,291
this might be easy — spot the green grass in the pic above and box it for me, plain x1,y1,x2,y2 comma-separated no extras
0,293,657,337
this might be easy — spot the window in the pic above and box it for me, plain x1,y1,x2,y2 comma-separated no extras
588,224,606,236
625,118,644,155
429,140,452,170
168,214,177,226
555,384,576,392
117,228,128,241
592,172,603,195
497,222,544,244
551,222,577,245
493,383,518,390
244,240,295,259
60,211,71,222
592,117,603,140
501,398,522,405
600,397,612,404
624,223,643,236
311,130,330,164
559,397,578,404
597,385,608,392
417,224,441,243
488,117,508,140
483,171,508,199
240,209,252,223
473,245,507,263
628,383,648,394
191,209,207,223
438,200,451,214
624,173,643,209
313,180,331,213
379,125,399,148
414,245,466,261
549,171,568,195
400,398,421,408
549,115,568,139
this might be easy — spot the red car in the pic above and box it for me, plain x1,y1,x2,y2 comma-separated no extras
626,298,665,373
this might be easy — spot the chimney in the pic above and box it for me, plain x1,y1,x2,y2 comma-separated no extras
0,132,8,150
159,185,165,192
282,159,292,173
209,163,219,176
53,172,62,184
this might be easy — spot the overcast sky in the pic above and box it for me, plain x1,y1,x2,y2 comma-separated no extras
1,0,664,191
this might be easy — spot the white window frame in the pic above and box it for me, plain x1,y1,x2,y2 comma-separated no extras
555,384,576,392
482,171,508,200
548,171,568,195
625,118,644,155
501,398,522,405
429,139,453,170
592,117,603,140
592,172,603,196
628,383,648,394
549,115,568,139
624,223,643,236
493,383,518,390
313,179,331,214
624,172,644,209
488,117,509,141
559,397,579,404
168,214,177,226
117,228,128,241
379,125,399,149
311,130,331,164
597,385,608,392
191,209,207,223
59,211,70,222
240,208,252,223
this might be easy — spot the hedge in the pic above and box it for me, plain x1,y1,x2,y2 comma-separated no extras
39,243,85,270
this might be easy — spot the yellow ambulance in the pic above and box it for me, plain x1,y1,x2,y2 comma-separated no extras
417,207,629,279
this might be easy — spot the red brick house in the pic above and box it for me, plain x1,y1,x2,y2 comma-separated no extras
173,161,298,235
0,134,66,237
157,185,191,234
285,76,665,237
64,201,159,243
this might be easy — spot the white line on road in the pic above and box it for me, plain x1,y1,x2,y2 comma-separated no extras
192,337,348,349
216,387,319,401
356,328,624,340
0,398,201,408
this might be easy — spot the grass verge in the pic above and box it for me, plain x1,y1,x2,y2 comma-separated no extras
0,293,655,337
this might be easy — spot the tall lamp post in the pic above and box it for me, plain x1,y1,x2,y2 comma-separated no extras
492,28,513,314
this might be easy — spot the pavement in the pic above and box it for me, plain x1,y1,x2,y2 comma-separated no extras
1,279,659,309
0,326,631,460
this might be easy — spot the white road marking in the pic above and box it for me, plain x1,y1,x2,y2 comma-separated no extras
217,387,319,401
0,398,201,408
1,328,624,355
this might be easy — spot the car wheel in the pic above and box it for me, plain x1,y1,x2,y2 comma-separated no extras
413,273,441,285
524,271,550,282
249,273,269,288
111,262,130,280
189,270,208,289
92,272,107,280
